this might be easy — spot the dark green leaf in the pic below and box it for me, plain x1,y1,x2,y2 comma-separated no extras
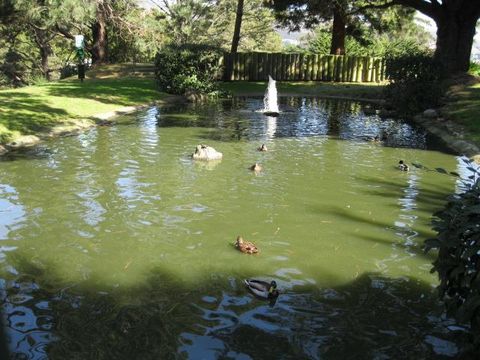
457,295,480,323
424,238,441,251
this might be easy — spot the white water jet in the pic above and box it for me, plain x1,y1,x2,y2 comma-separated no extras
263,75,279,115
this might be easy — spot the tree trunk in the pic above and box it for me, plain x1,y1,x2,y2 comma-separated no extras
434,9,477,74
330,5,346,55
391,0,479,75
32,28,53,80
92,4,108,64
231,0,244,53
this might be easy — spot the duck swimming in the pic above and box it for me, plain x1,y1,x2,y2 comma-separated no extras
244,279,279,299
235,236,259,254
250,163,262,172
398,160,409,171
258,144,268,152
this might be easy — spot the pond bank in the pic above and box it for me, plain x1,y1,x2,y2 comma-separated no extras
413,113,480,161
0,72,182,156
409,75,480,162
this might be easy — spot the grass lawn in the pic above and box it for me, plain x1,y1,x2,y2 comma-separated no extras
219,81,386,99
0,64,164,144
443,82,480,145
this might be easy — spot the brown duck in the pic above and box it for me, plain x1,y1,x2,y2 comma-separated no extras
235,236,259,254
250,163,262,172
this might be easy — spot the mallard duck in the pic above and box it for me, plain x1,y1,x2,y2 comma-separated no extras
250,163,262,172
398,160,409,171
258,144,268,152
244,279,279,299
235,236,259,254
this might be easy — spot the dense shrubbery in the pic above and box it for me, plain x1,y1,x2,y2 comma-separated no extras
469,61,480,77
426,159,480,354
154,44,223,95
385,53,445,115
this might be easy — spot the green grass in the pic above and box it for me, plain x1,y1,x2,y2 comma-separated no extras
219,81,386,99
443,82,480,144
0,68,164,144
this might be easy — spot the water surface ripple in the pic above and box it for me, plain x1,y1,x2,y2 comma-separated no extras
0,97,468,359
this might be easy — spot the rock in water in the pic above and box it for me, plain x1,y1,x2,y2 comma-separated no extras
192,144,223,161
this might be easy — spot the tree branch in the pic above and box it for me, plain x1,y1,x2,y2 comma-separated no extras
354,0,439,20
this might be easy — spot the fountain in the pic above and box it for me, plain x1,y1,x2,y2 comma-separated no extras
263,75,279,116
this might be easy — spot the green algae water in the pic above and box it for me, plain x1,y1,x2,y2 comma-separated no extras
0,98,469,359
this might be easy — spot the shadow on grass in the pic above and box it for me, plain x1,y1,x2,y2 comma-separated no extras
445,84,480,144
45,78,162,107
1,254,470,359
0,92,71,136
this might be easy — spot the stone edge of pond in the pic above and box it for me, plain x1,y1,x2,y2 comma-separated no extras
0,96,185,157
412,113,480,163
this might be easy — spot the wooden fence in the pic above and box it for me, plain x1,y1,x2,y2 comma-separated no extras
222,53,386,83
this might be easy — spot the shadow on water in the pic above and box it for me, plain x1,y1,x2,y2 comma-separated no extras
1,255,470,359
0,146,54,162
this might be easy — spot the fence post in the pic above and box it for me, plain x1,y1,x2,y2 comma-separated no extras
222,52,385,82
327,55,335,81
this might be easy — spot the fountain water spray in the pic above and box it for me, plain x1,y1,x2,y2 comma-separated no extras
263,75,279,116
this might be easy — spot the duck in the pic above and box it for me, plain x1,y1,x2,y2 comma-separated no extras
258,144,268,152
244,279,279,299
250,163,262,172
235,236,259,254
368,135,381,143
398,160,409,171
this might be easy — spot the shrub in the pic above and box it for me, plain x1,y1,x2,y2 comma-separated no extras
0,50,28,87
154,44,223,95
425,158,480,354
469,61,480,77
385,53,445,116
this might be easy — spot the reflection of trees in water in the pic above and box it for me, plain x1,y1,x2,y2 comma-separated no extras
3,251,467,359
155,98,428,150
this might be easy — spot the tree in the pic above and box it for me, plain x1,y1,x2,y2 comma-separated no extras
153,0,215,46
394,0,480,74
92,0,109,64
231,0,244,53
211,0,282,51
153,0,281,52
267,0,416,56
0,0,14,23
11,0,96,79
267,0,480,75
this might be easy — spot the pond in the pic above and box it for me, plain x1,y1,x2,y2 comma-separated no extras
0,97,469,359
